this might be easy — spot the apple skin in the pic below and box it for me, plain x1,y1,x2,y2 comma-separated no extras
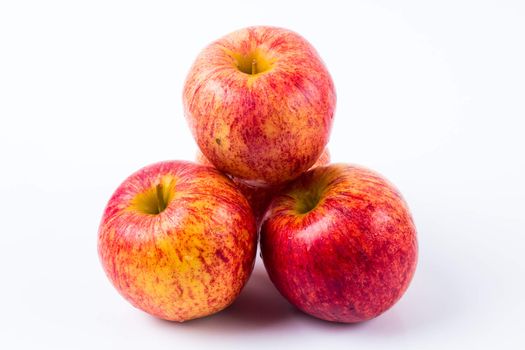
196,148,330,222
184,26,336,186
260,164,417,323
98,161,257,322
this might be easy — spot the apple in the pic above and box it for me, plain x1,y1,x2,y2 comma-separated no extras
196,148,331,222
98,161,257,322
260,164,418,323
183,26,336,186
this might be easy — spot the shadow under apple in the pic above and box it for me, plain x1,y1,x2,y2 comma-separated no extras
151,262,296,333
150,238,465,337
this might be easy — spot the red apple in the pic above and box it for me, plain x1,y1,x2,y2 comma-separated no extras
260,164,418,323
98,161,257,322
196,148,331,222
184,26,336,186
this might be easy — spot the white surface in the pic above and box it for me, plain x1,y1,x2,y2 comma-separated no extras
1,1,524,349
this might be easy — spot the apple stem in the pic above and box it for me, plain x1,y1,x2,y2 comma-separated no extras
156,183,165,213
251,59,257,75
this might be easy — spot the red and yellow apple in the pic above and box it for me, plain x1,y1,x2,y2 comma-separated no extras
260,164,418,323
184,26,336,186
196,148,331,222
98,161,257,321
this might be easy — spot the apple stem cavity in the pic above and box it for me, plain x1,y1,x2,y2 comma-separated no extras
156,183,166,214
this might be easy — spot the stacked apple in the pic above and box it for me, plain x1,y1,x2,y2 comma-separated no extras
98,26,418,324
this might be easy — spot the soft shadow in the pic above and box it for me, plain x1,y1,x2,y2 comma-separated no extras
358,247,467,336
150,237,465,336
292,258,464,338
215,264,295,328
393,259,465,331
152,263,296,333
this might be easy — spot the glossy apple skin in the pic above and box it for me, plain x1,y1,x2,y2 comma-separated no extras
184,26,336,186
260,164,418,323
196,149,330,222
98,161,257,322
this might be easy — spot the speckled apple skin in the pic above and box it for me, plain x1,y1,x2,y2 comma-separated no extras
184,26,336,186
98,161,257,322
196,149,330,222
260,164,418,323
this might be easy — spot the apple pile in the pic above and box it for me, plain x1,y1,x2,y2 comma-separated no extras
98,26,417,324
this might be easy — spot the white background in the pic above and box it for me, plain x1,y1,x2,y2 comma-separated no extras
1,0,524,349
